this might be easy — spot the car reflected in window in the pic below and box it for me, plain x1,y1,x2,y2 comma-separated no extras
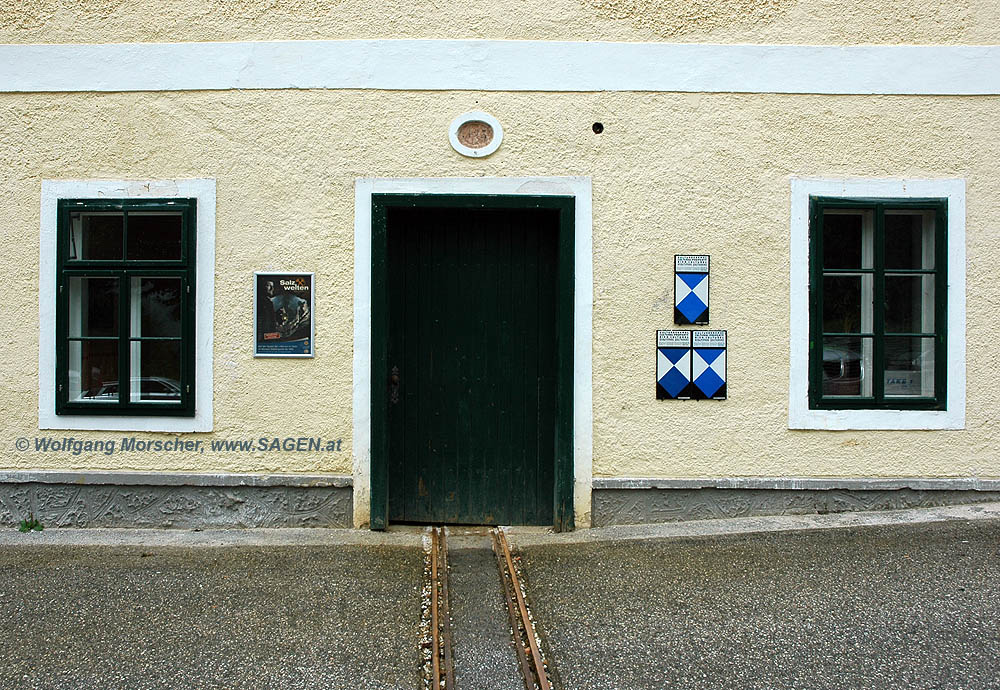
82,377,182,402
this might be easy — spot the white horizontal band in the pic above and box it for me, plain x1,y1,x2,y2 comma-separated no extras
2,40,999,94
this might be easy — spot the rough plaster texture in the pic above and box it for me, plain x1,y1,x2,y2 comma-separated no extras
2,90,1000,484
591,488,1000,526
0,0,995,45
0,482,352,528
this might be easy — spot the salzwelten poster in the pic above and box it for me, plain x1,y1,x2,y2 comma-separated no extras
254,272,314,357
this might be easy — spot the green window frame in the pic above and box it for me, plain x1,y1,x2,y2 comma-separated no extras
809,197,947,410
55,198,196,416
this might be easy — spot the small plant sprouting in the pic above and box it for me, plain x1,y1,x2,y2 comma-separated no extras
18,514,43,533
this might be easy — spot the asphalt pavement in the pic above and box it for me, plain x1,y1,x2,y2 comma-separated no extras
516,517,1000,690
1,503,998,690
0,544,423,690
447,536,524,690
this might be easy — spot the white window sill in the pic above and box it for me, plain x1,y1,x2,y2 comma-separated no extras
788,405,965,431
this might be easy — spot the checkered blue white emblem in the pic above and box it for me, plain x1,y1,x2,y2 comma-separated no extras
656,347,692,399
674,272,709,324
691,347,726,399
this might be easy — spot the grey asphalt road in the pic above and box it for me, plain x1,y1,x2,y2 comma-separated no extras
0,545,423,690
448,536,524,690
2,508,999,690
518,519,1000,690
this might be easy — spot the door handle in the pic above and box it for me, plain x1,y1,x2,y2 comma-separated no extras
390,366,400,404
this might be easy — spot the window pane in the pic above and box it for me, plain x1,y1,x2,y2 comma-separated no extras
131,277,181,337
884,337,935,397
885,275,935,333
68,277,118,337
823,274,872,333
129,340,181,402
885,211,934,270
823,211,872,269
68,340,118,401
127,212,182,260
822,336,873,397
69,213,122,260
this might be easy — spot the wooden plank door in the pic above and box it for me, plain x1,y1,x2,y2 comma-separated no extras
385,205,559,525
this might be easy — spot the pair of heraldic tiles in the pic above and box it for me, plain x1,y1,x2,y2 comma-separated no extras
656,330,727,400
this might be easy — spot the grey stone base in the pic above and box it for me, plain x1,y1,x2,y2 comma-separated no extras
0,472,353,528
592,483,1000,527
7,472,998,530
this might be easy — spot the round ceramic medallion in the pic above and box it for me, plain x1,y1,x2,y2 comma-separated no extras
449,111,503,158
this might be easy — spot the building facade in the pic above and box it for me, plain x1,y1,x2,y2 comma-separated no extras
2,0,1000,529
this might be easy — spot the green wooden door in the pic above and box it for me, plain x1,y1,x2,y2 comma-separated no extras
383,203,560,525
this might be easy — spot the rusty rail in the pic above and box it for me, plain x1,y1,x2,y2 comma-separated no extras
430,527,456,690
491,527,552,690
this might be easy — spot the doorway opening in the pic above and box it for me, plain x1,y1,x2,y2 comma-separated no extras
370,194,575,529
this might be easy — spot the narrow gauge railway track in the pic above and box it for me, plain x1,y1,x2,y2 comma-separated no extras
491,527,553,690
428,527,456,690
423,526,554,690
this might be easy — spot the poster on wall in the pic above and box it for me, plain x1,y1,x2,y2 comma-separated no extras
254,272,315,357
674,255,710,325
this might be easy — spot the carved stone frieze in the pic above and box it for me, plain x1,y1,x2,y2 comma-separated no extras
0,482,352,528
591,488,1000,527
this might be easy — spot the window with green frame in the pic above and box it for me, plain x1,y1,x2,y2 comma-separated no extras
809,197,947,410
55,198,196,416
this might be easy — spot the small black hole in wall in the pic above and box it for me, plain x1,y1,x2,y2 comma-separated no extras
592,122,604,134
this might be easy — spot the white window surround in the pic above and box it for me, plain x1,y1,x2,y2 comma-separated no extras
353,176,594,528
788,177,966,430
39,179,215,432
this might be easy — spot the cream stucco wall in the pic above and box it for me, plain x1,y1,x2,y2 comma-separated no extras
2,89,999,485
1,0,999,45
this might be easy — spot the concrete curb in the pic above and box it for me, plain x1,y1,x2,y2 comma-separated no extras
507,501,1000,547
591,476,1000,491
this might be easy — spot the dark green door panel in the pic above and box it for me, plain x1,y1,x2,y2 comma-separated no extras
385,205,558,525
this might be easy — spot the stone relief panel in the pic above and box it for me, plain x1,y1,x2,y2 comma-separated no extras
0,483,352,528
592,488,1000,527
